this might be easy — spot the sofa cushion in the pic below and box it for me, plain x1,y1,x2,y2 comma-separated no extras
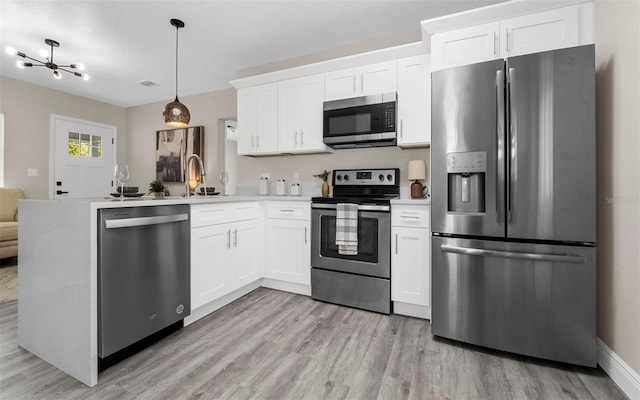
0,221,18,241
0,188,25,222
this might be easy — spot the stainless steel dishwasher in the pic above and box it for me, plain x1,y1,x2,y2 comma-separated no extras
98,204,190,359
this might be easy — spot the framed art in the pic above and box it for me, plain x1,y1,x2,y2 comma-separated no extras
155,126,204,183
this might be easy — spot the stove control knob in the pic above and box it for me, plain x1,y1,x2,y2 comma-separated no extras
379,174,385,181
387,174,393,181
336,175,342,181
343,175,350,181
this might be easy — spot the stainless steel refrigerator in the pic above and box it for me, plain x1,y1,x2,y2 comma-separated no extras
430,45,596,367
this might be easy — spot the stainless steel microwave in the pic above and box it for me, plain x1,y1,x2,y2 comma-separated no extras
322,92,396,149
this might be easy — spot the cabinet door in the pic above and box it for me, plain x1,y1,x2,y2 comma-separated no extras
277,78,298,152
254,83,278,154
324,67,358,101
502,6,578,58
265,219,310,285
298,74,326,152
391,226,430,307
191,224,230,310
359,60,397,97
237,87,256,155
431,21,500,71
230,219,261,290
397,54,431,147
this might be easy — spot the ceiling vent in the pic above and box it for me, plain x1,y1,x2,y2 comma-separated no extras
137,80,157,87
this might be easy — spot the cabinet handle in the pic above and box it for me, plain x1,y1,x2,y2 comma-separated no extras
505,28,510,53
227,230,231,249
360,74,364,92
493,31,498,55
400,119,403,138
294,131,298,146
300,130,304,145
395,234,398,254
279,209,295,212
233,229,238,248
251,135,256,149
353,76,356,93
304,226,308,244
256,135,260,149
401,215,421,221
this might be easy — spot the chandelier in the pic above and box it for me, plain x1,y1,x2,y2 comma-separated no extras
6,39,89,80
162,18,190,127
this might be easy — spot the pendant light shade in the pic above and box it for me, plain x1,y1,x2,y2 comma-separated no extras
163,18,190,127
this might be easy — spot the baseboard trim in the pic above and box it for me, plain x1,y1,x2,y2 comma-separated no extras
393,301,431,320
597,337,640,400
185,281,261,326
261,278,311,296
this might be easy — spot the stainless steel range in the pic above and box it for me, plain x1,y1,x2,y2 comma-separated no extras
311,168,399,314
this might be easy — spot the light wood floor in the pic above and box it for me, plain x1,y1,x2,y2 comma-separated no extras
0,288,627,400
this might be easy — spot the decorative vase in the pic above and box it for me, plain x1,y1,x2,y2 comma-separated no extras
321,181,330,197
153,191,165,198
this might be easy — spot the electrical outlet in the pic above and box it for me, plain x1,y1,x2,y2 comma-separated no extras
261,173,270,180
27,168,38,177
293,172,299,182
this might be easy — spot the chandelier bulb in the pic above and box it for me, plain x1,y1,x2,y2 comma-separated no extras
76,63,86,71
39,49,49,58
53,70,62,79
82,74,90,81
16,60,25,69
6,47,16,55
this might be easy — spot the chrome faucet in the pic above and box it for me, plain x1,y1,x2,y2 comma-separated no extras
185,154,207,197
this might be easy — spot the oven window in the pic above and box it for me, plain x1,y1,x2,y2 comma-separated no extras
319,215,379,263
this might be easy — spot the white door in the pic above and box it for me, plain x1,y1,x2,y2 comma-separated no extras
51,115,116,199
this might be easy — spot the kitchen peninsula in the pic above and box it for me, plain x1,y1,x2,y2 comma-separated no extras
17,196,311,387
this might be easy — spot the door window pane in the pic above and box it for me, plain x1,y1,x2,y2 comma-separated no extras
68,132,102,158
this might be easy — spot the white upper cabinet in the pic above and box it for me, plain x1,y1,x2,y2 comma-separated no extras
431,22,500,72
237,83,278,155
397,54,431,147
501,6,578,58
429,4,591,71
277,74,327,153
324,60,397,101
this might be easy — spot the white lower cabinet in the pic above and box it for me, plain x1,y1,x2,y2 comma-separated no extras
190,203,260,311
264,201,311,293
391,204,431,319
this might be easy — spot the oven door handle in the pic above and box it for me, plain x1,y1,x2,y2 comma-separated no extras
311,203,390,212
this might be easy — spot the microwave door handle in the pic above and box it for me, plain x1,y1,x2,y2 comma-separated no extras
496,69,505,224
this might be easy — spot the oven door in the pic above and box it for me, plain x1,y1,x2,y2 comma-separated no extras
311,204,390,278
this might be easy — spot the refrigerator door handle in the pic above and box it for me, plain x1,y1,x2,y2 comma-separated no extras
496,70,505,223
508,67,518,224
440,244,585,263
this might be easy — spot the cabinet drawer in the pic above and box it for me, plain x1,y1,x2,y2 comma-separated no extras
267,201,310,220
191,202,259,227
392,205,430,228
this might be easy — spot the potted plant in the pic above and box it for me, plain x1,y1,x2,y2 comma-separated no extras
314,170,331,197
149,180,166,197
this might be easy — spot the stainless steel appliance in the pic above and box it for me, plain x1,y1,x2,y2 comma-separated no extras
98,205,190,359
311,168,399,314
431,45,597,367
323,93,396,148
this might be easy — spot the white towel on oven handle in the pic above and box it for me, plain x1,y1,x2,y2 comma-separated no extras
336,203,358,255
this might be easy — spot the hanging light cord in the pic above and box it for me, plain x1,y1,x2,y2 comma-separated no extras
174,24,179,102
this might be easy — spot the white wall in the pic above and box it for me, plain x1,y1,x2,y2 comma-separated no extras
594,0,640,376
0,76,127,199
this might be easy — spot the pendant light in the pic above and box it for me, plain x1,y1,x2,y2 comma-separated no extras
163,18,190,127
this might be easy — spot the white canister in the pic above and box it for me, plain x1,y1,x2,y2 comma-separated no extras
258,177,269,195
276,179,287,196
289,183,301,196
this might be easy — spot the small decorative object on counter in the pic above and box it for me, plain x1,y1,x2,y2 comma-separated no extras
149,180,166,198
276,179,287,195
289,183,301,196
314,170,331,197
258,176,270,195
408,160,427,199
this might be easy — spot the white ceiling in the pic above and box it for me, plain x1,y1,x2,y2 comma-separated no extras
0,0,503,108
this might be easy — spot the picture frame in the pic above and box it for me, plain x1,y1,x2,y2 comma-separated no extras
155,126,204,183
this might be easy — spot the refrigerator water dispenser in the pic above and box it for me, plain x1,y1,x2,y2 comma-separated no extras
447,152,486,213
